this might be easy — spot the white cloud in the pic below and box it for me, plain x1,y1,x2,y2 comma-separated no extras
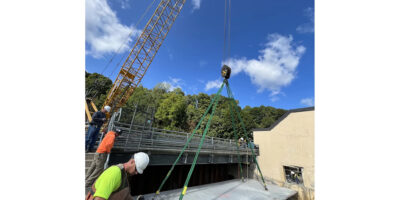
119,0,130,9
296,7,314,33
224,34,306,96
300,98,314,106
159,82,174,92
86,0,141,58
296,24,314,34
205,79,223,91
161,77,184,92
270,96,279,102
191,0,202,11
171,78,181,85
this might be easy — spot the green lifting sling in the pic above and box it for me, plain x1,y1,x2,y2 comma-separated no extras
153,78,268,200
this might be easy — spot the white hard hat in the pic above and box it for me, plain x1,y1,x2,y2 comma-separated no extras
133,152,149,174
104,105,111,112
240,137,244,140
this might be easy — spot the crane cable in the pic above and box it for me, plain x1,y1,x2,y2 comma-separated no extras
109,0,155,77
86,0,157,100
227,0,231,60
222,0,231,62
154,1,269,196
107,0,158,78
102,0,159,113
105,0,157,77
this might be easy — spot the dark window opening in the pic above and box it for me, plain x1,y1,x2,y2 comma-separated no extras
283,165,303,184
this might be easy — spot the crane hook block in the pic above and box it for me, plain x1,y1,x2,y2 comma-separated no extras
221,65,231,79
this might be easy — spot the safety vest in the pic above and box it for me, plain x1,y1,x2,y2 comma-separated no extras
85,164,131,200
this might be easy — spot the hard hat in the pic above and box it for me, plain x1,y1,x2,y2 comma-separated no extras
240,137,244,140
104,105,111,112
115,129,122,135
132,152,149,174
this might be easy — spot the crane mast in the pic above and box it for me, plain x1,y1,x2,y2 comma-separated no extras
102,0,186,114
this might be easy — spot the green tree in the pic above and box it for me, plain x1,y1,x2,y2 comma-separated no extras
155,88,187,131
84,76,288,139
85,72,113,108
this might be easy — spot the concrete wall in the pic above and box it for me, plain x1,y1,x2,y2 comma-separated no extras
253,110,314,200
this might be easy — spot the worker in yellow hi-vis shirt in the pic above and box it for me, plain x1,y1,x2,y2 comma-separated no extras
86,152,149,200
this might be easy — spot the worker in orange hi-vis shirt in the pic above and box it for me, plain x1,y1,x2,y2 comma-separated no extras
85,129,122,188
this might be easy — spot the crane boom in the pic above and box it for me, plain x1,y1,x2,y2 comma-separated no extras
102,0,186,114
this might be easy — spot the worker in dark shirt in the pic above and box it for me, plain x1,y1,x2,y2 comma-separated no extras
86,105,111,152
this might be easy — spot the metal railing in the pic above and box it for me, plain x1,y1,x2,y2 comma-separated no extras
112,121,259,155
86,108,259,156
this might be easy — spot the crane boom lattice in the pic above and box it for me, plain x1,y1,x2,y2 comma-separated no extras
103,0,186,113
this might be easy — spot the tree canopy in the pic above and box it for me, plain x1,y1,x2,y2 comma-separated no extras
85,72,286,139
85,71,113,108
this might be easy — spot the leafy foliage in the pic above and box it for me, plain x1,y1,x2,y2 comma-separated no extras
85,73,286,139
155,88,188,130
124,88,286,139
85,71,113,108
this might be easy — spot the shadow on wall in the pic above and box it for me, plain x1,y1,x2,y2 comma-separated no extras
128,164,239,196
253,174,314,200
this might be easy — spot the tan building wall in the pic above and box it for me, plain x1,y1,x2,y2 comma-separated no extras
253,108,314,200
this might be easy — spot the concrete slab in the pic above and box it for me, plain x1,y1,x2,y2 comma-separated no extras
136,179,297,200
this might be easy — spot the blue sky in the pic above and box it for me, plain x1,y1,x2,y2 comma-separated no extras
85,0,314,110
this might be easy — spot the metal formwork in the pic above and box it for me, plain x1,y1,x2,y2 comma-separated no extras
88,108,259,166
112,122,257,156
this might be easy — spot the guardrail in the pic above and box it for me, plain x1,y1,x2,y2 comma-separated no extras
86,108,259,156
112,121,259,156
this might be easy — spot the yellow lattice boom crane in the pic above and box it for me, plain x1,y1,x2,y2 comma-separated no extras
85,0,186,123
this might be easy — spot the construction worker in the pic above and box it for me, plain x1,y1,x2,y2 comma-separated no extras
86,152,150,200
248,140,255,149
85,128,123,188
239,137,244,147
86,105,111,152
